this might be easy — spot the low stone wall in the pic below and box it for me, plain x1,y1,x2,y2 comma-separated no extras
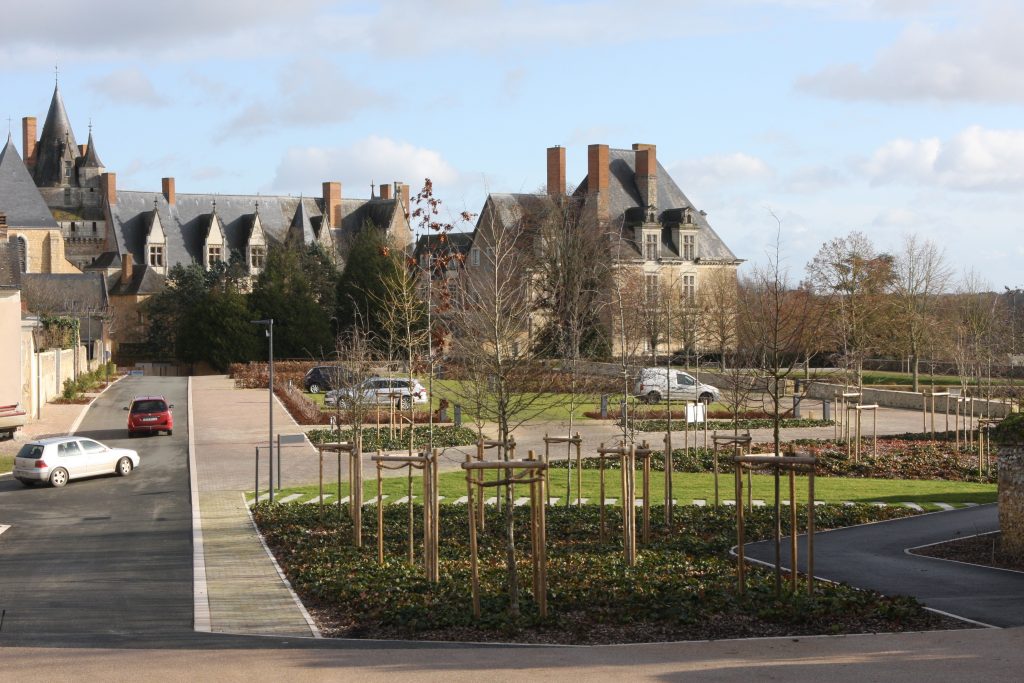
999,442,1024,559
805,381,1012,419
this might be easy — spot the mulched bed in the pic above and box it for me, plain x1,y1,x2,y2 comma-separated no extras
255,502,969,644
910,532,1024,572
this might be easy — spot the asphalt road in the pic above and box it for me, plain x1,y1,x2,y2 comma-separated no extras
743,504,1024,627
0,377,194,644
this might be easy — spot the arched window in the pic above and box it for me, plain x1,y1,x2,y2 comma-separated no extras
17,235,28,272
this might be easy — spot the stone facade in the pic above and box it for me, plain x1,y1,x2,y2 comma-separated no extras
998,441,1024,560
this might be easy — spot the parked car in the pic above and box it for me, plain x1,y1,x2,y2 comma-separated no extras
125,395,174,436
0,402,27,441
303,365,351,394
13,436,140,488
633,367,721,404
325,377,428,409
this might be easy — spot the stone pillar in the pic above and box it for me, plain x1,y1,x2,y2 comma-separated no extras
996,415,1024,560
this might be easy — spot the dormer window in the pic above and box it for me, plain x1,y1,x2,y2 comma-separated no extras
149,245,164,267
250,246,266,270
644,233,659,260
208,246,222,265
683,209,693,225
683,234,695,261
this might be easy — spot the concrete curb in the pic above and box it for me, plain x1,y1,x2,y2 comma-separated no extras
189,376,212,633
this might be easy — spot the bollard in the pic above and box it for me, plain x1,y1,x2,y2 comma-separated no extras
600,394,608,419
454,404,462,428
822,400,831,422
792,394,801,419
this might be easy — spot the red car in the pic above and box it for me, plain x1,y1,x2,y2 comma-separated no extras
125,395,174,437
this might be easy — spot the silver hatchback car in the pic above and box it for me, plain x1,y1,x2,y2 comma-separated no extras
12,436,141,488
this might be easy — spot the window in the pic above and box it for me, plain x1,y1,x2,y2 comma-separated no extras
64,162,72,179
683,234,695,260
78,439,106,454
683,274,695,300
149,244,164,267
676,373,695,387
92,222,97,233
250,246,266,270
645,273,659,306
644,233,659,260
16,236,27,272
58,441,82,457
470,248,480,267
208,246,222,264
70,221,76,232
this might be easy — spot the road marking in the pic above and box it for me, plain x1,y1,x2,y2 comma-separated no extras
68,373,123,435
188,377,212,634
0,524,10,536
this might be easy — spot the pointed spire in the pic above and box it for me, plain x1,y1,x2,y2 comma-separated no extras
33,81,80,186
81,126,104,168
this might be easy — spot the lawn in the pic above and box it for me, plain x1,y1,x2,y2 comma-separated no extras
0,454,13,473
859,370,963,387
254,468,995,511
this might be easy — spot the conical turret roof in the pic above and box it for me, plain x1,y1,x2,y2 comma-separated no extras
81,128,104,168
33,83,80,186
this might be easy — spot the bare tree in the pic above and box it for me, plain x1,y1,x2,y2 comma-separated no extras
698,267,738,371
806,231,894,387
447,203,560,617
890,234,952,392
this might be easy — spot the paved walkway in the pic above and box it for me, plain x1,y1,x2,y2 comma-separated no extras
743,504,1024,627
191,376,316,637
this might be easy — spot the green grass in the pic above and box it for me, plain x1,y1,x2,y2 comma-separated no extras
0,454,13,473
255,468,995,512
859,370,963,387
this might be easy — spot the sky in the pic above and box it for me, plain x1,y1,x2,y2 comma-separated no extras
2,0,1022,289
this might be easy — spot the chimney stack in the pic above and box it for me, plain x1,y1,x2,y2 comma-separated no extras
587,144,610,226
380,183,393,200
546,146,566,197
120,252,133,288
22,117,36,165
399,183,410,219
162,177,176,206
633,143,657,210
322,181,341,227
101,172,117,205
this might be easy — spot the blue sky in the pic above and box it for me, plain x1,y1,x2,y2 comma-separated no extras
2,0,1022,288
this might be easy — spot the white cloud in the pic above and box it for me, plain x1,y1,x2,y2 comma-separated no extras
221,58,391,136
671,152,773,189
271,136,458,195
864,126,1024,191
798,6,1024,102
88,68,166,107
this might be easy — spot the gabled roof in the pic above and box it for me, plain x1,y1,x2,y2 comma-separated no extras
20,272,108,314
0,135,59,229
85,251,122,270
289,199,317,245
575,148,739,263
33,84,80,187
80,129,103,168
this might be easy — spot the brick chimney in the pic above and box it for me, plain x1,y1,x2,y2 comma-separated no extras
587,144,610,226
21,116,36,165
120,252,133,288
547,146,566,197
322,181,341,227
633,143,657,210
101,172,117,205
380,183,393,200
162,177,176,206
398,183,410,219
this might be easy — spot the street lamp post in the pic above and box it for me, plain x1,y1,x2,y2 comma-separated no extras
251,319,274,502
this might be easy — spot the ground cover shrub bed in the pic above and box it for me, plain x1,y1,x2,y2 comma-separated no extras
305,425,478,451
254,502,960,643
790,438,994,483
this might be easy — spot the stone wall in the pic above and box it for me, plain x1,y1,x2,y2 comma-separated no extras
805,381,1011,419
999,442,1024,560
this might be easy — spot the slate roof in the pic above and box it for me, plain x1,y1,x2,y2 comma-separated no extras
33,84,80,187
86,252,122,270
0,135,60,229
106,263,164,296
81,129,103,168
0,240,22,288
110,191,402,269
20,272,108,314
575,148,740,263
414,231,474,257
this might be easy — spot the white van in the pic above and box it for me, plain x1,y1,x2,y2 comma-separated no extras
633,368,721,404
